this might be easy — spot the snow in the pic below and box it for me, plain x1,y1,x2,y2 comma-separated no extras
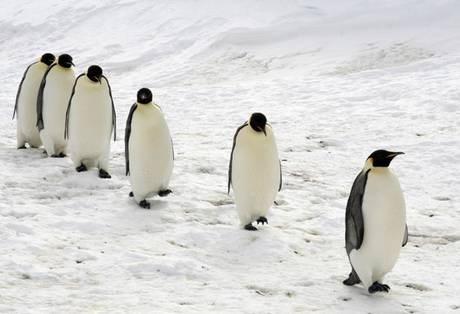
1,0,460,313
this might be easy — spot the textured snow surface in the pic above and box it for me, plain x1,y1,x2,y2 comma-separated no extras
1,0,460,313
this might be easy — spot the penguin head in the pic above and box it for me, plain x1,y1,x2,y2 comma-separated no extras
87,65,103,84
367,149,404,167
40,53,55,66
58,54,74,68
137,88,152,104
249,112,267,136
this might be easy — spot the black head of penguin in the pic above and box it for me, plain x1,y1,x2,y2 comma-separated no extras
87,65,103,83
40,53,55,66
368,149,404,167
137,88,152,104
249,112,267,136
58,54,74,68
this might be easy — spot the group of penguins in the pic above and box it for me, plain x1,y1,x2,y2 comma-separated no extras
14,53,409,294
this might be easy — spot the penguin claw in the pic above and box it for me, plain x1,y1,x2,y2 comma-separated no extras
343,271,361,286
98,169,111,179
76,164,87,172
51,153,66,158
17,146,26,149
139,200,150,209
244,223,257,231
256,217,268,225
368,282,390,294
158,189,172,197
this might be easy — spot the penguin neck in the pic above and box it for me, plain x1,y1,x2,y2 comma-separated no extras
363,158,391,173
137,102,161,111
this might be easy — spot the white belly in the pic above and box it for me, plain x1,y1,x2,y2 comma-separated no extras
17,62,48,144
129,105,173,201
231,126,280,225
350,168,406,287
42,67,75,146
68,78,113,166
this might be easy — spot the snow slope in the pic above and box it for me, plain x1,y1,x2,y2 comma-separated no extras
1,0,460,313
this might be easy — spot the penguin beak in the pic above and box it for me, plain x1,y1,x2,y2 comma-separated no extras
71,61,75,66
97,76,102,84
257,126,266,136
387,152,404,158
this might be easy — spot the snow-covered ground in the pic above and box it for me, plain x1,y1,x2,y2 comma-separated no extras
1,0,460,313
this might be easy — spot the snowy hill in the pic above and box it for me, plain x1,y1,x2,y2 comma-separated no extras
1,0,459,313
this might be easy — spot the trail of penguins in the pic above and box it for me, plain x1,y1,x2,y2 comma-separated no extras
13,53,409,295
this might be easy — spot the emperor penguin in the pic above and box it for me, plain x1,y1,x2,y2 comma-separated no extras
37,53,75,157
228,113,282,231
65,65,116,178
125,88,174,209
343,150,408,294
13,53,55,149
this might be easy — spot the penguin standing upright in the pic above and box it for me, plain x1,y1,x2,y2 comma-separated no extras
125,88,174,209
65,65,116,178
37,53,75,157
13,53,55,149
228,113,282,231
343,149,408,293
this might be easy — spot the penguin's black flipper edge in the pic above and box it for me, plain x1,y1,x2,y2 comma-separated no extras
345,169,370,255
402,224,408,247
228,122,248,194
124,103,138,176
13,62,36,120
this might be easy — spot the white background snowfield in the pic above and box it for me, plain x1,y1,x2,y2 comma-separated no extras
0,0,459,313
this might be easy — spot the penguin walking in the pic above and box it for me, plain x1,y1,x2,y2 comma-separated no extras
65,65,116,178
343,150,408,293
37,53,75,157
13,53,55,149
228,113,282,231
125,88,174,209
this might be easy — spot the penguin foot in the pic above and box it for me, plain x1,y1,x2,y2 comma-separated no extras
139,200,150,209
99,169,111,179
129,191,134,197
51,153,66,158
368,282,390,294
76,164,87,172
256,216,268,225
17,145,27,149
159,189,172,197
244,223,257,231
343,271,361,286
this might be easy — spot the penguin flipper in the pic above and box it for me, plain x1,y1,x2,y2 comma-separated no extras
124,103,138,176
345,169,370,255
103,75,116,141
64,73,84,139
402,224,408,247
13,62,36,120
36,63,57,131
278,160,283,191
228,122,248,194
